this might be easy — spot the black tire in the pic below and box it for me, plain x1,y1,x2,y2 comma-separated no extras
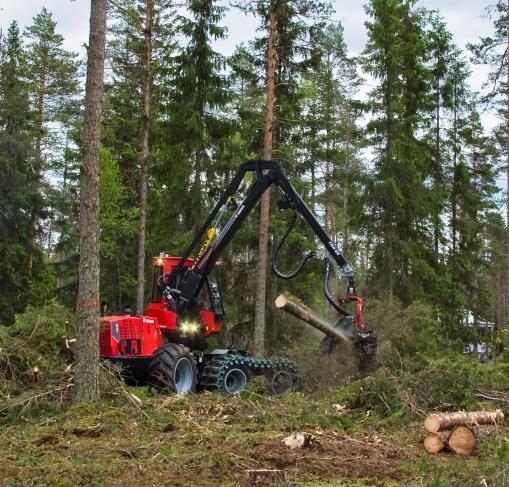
147,343,198,394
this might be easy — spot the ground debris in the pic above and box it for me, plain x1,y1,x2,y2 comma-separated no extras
282,431,314,449
243,469,288,486
332,403,348,415
71,423,105,437
362,433,383,446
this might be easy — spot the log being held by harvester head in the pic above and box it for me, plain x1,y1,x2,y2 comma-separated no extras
424,410,504,433
274,294,350,346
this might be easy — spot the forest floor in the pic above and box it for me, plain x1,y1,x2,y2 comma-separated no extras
1,384,508,487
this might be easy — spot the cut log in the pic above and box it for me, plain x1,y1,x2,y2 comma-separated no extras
471,424,498,439
244,469,287,486
449,425,476,456
423,430,451,453
275,294,349,345
424,410,504,433
423,424,499,455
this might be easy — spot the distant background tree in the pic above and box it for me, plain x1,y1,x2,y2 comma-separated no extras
469,0,509,328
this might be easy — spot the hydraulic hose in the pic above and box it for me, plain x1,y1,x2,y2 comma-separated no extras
323,257,350,316
271,212,316,280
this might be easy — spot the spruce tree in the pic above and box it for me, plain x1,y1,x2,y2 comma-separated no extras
163,0,230,231
0,22,33,323
363,0,438,304
103,0,172,311
469,1,509,327
302,22,361,246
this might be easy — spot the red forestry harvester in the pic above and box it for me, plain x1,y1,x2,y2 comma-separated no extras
99,160,376,395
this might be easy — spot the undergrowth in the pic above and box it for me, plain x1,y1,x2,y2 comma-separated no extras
0,302,509,485
331,301,509,417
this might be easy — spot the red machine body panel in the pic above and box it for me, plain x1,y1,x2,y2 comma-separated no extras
199,309,222,335
144,302,177,333
99,315,164,358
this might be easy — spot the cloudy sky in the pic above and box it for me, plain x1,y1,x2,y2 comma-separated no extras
0,0,496,124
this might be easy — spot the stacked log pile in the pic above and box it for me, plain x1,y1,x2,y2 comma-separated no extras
423,410,504,456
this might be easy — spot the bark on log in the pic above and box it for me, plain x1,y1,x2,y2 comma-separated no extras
275,294,349,345
244,469,287,486
424,410,504,433
424,424,499,454
472,424,498,439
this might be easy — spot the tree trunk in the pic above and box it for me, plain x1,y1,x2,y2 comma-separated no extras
28,80,46,275
505,4,509,329
451,76,458,260
74,0,107,403
448,425,476,456
253,0,277,357
423,429,451,454
424,410,504,433
136,0,153,315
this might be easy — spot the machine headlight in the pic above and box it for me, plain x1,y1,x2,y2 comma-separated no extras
180,321,201,334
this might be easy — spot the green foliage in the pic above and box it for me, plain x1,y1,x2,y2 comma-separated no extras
0,22,34,324
335,301,509,416
0,302,73,385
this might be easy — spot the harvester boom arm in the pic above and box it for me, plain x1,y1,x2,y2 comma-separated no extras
163,160,356,314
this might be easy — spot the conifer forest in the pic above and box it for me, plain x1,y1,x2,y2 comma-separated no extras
2,1,509,486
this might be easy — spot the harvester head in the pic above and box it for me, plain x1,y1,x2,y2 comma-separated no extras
319,315,377,363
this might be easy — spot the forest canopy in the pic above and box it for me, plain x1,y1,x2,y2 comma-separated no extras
0,0,507,351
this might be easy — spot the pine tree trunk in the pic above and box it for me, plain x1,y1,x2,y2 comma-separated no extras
74,0,107,403
136,0,153,315
451,77,458,260
253,0,277,357
505,4,509,329
28,83,45,275
434,64,440,256
423,429,451,454
448,425,476,456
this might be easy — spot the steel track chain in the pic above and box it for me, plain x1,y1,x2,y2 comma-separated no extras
199,354,298,393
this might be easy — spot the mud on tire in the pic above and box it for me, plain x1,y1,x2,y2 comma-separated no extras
147,343,198,394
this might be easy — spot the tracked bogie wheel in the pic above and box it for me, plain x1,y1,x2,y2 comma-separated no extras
200,357,251,395
147,343,198,394
200,354,298,395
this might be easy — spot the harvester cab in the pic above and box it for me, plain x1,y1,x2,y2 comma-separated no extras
145,255,224,350
99,160,376,395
